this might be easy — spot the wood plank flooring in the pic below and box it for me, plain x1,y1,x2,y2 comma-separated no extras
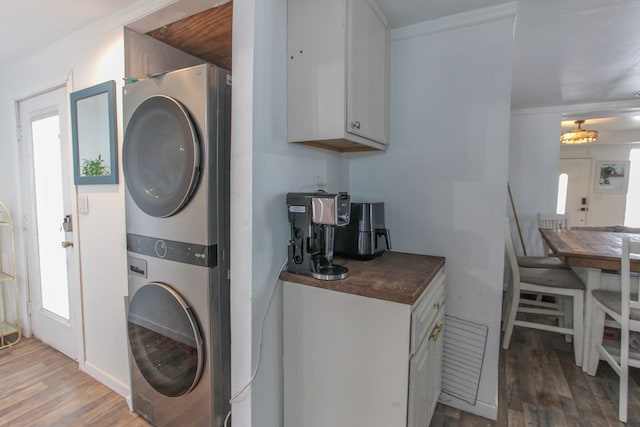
430,323,640,427
3,328,639,426
0,337,148,427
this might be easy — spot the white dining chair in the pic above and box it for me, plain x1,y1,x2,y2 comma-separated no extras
503,222,585,366
514,213,571,337
586,237,640,423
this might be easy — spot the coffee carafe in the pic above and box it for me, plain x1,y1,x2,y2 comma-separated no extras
286,192,350,280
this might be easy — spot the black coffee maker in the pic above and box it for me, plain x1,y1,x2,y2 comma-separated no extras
286,192,350,280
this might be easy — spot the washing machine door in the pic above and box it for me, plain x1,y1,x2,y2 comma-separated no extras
127,282,204,397
123,95,200,218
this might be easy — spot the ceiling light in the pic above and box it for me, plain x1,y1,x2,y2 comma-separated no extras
560,120,598,144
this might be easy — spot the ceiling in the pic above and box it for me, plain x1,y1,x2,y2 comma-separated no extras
4,0,640,132
0,0,132,66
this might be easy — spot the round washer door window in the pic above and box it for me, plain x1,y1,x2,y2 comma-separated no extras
127,282,204,398
123,95,200,218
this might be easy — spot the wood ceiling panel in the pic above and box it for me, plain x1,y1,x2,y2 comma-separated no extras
147,1,232,70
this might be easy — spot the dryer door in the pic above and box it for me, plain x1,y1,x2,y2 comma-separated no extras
123,95,200,218
128,282,204,397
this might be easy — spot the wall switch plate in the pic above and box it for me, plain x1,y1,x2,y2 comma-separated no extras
78,195,89,214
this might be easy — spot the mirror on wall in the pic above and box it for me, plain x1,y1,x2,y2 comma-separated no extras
70,80,118,185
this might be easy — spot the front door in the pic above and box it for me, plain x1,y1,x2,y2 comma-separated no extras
559,157,592,227
18,86,79,360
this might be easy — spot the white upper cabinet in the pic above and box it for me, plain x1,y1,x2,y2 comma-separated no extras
288,0,389,152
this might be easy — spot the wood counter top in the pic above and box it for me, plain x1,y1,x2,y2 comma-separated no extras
279,251,445,305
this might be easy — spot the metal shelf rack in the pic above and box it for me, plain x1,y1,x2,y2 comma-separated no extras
0,201,20,349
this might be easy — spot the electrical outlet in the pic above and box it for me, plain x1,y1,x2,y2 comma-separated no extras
314,176,327,191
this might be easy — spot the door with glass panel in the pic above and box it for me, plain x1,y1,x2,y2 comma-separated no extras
18,86,78,360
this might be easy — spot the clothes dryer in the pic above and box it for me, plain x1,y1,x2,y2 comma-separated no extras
122,63,230,254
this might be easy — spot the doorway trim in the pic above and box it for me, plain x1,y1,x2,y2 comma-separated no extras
14,74,86,367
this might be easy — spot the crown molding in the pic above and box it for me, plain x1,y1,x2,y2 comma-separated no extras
512,99,640,119
391,2,517,42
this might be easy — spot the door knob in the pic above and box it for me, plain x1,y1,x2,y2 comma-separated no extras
61,241,74,248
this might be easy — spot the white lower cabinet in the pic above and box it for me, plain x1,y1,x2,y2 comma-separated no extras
283,269,445,427
408,333,431,427
408,304,445,427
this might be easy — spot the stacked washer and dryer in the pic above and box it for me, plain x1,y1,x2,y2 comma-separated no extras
122,64,231,427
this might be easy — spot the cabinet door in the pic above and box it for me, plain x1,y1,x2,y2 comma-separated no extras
346,0,388,144
407,336,431,427
426,310,445,421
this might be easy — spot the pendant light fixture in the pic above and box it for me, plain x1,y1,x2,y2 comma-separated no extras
560,119,598,144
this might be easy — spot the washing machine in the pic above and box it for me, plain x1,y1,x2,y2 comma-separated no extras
122,63,231,427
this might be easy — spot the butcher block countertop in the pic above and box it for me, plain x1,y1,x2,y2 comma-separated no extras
279,251,445,305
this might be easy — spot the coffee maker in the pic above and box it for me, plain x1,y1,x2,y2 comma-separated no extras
286,192,351,280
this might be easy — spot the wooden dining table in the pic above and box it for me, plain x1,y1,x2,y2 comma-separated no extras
539,228,640,371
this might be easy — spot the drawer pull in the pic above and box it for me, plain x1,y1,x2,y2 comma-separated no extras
429,323,443,342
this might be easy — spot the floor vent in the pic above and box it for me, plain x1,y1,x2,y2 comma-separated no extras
440,315,488,405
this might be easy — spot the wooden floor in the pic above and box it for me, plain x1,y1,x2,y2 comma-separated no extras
431,324,640,427
0,337,148,427
3,329,640,426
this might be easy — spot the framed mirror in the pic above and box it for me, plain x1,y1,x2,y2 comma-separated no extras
70,80,118,184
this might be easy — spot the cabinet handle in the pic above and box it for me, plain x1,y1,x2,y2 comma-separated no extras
429,323,443,342
351,121,361,130
433,302,441,310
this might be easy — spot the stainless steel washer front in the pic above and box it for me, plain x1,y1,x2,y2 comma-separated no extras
128,282,204,398
127,251,229,427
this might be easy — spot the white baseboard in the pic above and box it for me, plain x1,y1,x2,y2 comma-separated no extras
438,392,498,420
80,360,131,405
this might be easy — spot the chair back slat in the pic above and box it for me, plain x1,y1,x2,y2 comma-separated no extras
537,213,569,230
625,238,640,311
505,222,521,294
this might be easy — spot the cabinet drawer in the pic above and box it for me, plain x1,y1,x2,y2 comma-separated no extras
410,270,445,354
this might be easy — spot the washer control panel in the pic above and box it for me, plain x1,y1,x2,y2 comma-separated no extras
126,233,217,268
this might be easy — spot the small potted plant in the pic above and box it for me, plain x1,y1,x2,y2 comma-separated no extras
81,154,110,177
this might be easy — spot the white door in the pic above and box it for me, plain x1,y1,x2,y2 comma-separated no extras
18,86,79,360
559,158,592,227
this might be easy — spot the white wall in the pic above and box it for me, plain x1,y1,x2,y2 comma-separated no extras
349,5,516,419
509,111,562,256
231,0,350,426
0,0,179,401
